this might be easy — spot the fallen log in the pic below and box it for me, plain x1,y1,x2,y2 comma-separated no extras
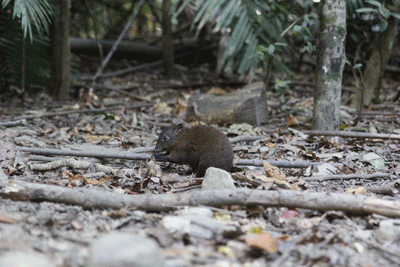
2,180,400,217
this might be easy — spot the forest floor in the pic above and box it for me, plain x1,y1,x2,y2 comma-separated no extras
1,60,400,267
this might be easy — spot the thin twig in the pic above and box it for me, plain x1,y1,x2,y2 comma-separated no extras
0,103,152,122
299,172,391,182
93,0,146,81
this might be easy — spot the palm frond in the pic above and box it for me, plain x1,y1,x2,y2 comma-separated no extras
0,8,50,91
2,0,52,40
175,0,298,76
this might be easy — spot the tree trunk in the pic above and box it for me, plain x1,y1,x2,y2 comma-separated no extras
49,0,71,101
161,0,174,78
312,0,346,131
351,0,399,108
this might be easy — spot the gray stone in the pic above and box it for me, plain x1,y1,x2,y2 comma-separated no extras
0,251,53,267
201,167,235,190
375,219,400,243
176,207,213,218
88,232,164,267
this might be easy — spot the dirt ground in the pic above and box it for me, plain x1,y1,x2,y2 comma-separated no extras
1,66,400,266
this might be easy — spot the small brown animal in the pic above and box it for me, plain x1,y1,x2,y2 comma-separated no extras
154,122,234,176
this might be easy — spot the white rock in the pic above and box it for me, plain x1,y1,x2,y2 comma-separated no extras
362,152,385,170
0,251,53,267
162,216,191,235
375,219,400,243
201,167,235,190
88,232,164,267
176,207,213,218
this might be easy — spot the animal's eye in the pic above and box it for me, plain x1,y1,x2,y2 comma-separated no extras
163,136,169,141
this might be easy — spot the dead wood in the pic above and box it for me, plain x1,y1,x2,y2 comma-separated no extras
30,159,116,174
366,181,400,196
236,159,343,168
305,130,400,140
70,37,203,62
186,82,268,126
231,130,400,145
93,0,146,80
18,147,340,169
0,103,152,122
2,180,400,217
18,147,151,161
229,135,267,143
0,119,26,127
301,173,391,182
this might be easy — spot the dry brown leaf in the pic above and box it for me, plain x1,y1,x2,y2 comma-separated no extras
81,123,95,133
153,100,172,114
286,114,299,127
347,186,367,195
64,170,113,186
263,161,300,190
82,135,111,143
243,232,279,253
206,87,227,95
172,96,189,115
0,213,15,224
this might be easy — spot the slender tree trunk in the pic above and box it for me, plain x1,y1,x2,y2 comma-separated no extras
49,0,71,101
312,0,346,131
351,0,399,108
161,0,174,78
20,33,25,106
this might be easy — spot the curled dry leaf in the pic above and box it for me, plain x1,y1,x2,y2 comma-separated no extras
243,232,279,253
0,213,15,224
63,170,113,186
147,158,162,177
263,161,300,190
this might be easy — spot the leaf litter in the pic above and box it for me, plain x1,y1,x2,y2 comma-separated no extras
0,68,400,266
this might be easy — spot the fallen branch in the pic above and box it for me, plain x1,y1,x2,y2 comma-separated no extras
93,0,146,80
0,103,152,122
30,158,116,174
229,135,267,143
259,129,400,140
301,172,391,182
235,159,343,168
0,119,26,127
18,147,339,169
366,180,400,196
17,147,151,160
2,180,400,217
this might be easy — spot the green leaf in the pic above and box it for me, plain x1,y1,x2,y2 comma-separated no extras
379,19,388,32
391,13,400,20
365,0,382,8
267,44,275,56
378,5,391,19
353,63,363,69
356,7,377,13
3,0,52,41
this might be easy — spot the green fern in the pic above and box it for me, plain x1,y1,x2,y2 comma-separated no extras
175,0,300,77
0,7,50,92
2,0,52,40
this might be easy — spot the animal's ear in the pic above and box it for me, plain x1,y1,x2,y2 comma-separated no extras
173,122,185,134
